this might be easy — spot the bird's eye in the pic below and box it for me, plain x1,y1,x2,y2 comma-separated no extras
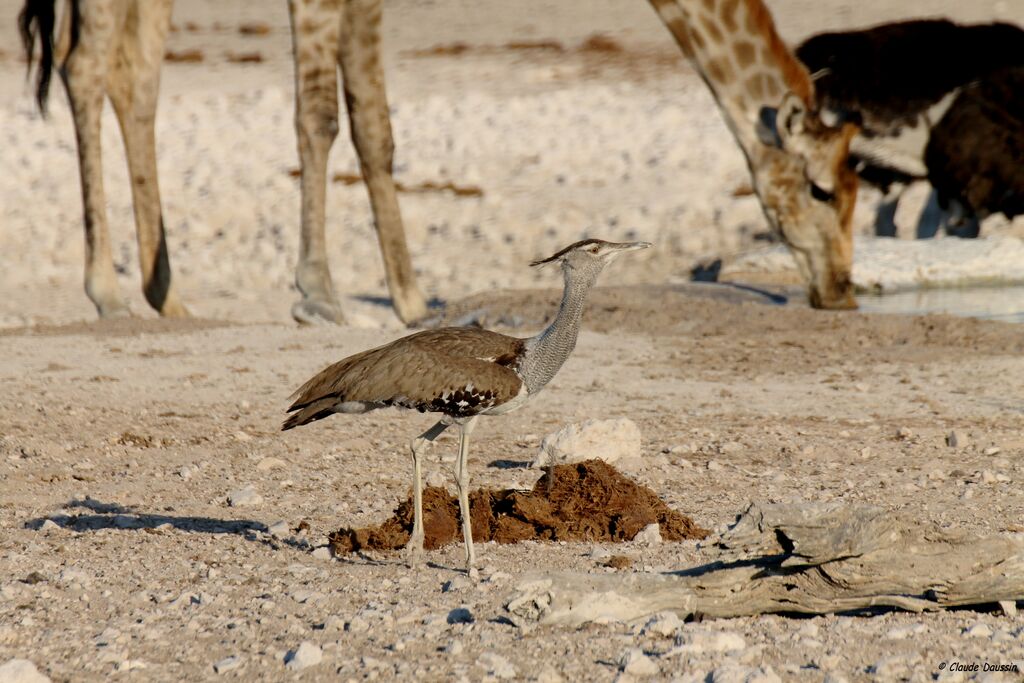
589,245,599,253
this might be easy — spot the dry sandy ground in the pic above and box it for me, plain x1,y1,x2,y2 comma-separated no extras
2,0,1024,680
2,285,1024,681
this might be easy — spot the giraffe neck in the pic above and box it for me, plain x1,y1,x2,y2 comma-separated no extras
518,264,600,394
649,0,813,158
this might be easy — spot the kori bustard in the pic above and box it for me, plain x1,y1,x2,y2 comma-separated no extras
282,239,650,574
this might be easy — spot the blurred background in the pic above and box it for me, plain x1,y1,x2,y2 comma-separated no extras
1,0,1021,327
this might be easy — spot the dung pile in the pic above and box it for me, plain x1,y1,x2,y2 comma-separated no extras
329,459,708,554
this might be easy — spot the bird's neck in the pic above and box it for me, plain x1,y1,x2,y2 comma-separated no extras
519,265,598,394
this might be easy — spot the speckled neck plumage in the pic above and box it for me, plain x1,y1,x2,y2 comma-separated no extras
517,262,601,395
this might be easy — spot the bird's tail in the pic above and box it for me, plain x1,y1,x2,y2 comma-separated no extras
281,399,338,431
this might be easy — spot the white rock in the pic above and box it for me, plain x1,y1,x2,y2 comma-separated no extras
256,457,286,471
535,666,565,683
534,418,641,467
444,640,464,655
443,575,471,593
672,630,747,655
322,615,345,632
268,521,290,538
311,547,332,561
999,600,1017,617
284,641,322,671
38,520,60,532
946,430,965,448
633,523,662,546
227,486,263,507
0,660,50,683
709,664,781,683
478,652,517,679
346,616,370,633
642,611,684,637
619,649,659,677
965,623,993,638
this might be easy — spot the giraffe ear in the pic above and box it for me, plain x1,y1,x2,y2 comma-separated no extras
777,92,807,141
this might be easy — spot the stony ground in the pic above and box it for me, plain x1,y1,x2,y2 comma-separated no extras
2,284,1023,681
2,0,1024,680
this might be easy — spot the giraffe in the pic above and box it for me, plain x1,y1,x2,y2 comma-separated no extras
647,0,860,309
18,0,426,324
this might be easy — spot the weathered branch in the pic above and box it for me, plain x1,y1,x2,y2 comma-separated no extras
506,503,1024,626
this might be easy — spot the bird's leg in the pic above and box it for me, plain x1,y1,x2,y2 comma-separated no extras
455,417,479,578
407,420,447,566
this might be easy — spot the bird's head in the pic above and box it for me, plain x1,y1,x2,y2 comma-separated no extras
530,238,652,274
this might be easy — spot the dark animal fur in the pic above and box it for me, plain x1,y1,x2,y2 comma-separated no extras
927,67,1024,220
798,19,1024,130
798,19,1024,221
18,0,81,114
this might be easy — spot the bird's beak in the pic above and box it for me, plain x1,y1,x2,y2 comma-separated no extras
608,241,652,257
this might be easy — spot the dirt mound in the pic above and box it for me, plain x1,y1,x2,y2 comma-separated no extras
329,460,708,554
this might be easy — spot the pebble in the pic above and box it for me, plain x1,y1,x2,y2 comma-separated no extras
706,459,725,471
999,600,1017,617
346,616,370,633
983,447,1001,456
444,640,464,655
38,520,60,532
478,652,517,679
267,521,290,538
536,666,565,683
284,641,322,671
447,607,474,624
256,457,286,471
321,615,345,632
0,659,51,683
870,656,909,678
443,575,471,593
227,486,263,507
641,611,684,637
964,623,993,638
672,630,747,655
822,674,849,683
619,648,659,677
708,664,781,683
946,430,965,448
633,523,662,546
311,547,332,561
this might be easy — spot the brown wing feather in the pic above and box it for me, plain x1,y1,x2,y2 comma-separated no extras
284,327,525,429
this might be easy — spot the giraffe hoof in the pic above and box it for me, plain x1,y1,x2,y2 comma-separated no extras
159,300,190,318
96,300,132,319
292,297,346,326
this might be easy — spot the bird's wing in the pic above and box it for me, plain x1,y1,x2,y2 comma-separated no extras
399,327,525,365
285,329,525,418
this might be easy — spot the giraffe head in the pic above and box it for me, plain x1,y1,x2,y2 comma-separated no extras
649,0,860,310
754,93,860,309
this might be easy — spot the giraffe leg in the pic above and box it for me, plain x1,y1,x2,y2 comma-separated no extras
406,420,448,566
107,0,187,318
455,417,479,578
339,0,427,325
61,0,130,319
288,0,345,325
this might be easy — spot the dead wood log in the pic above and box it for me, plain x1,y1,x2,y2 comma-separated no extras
505,503,1024,626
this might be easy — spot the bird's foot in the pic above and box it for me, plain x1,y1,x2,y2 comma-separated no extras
404,531,425,568
467,565,479,581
